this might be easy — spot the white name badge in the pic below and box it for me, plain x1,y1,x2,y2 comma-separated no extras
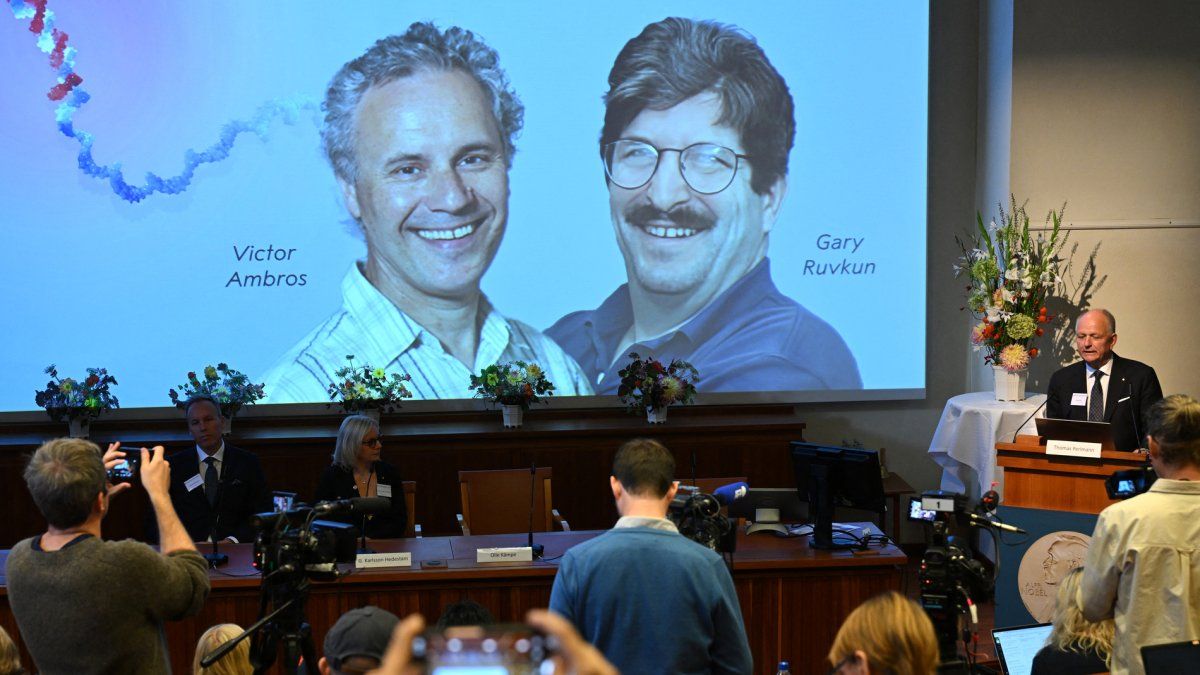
184,474,204,492
1071,393,1088,407
1046,439,1102,459
355,551,411,569
377,483,392,498
477,547,534,563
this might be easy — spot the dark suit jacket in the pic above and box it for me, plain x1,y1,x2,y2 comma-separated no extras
1046,353,1163,451
147,444,271,543
314,460,408,539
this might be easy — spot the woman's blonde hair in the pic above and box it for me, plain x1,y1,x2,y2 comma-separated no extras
193,623,251,675
1047,567,1114,667
0,625,24,675
828,591,939,675
333,414,380,471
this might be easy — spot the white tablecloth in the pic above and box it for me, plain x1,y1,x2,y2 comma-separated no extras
928,391,1046,500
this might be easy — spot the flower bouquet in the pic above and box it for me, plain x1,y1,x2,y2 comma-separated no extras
169,363,266,428
955,197,1067,399
469,361,554,427
326,355,413,418
616,352,699,423
34,364,120,437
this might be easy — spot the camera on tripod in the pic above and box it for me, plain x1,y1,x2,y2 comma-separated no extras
669,485,737,554
909,491,998,672
251,507,359,581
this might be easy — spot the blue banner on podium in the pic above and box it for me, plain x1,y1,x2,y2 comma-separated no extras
993,505,1099,628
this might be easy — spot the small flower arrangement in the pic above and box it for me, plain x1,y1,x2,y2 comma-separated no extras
326,355,413,413
34,364,120,421
470,361,555,410
169,363,266,418
616,352,699,413
956,197,1067,372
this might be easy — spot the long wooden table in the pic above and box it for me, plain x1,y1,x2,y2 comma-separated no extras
0,527,905,674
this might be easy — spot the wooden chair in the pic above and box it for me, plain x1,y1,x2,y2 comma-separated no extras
402,480,421,538
456,467,570,536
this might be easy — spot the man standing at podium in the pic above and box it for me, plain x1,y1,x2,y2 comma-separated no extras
1046,309,1162,451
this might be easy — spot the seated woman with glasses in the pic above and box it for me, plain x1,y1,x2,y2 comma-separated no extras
827,591,938,675
314,415,408,538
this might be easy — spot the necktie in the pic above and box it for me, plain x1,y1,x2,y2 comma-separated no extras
1088,371,1105,422
204,457,219,507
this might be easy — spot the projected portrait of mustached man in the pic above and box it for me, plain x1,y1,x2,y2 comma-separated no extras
548,17,861,394
259,22,592,402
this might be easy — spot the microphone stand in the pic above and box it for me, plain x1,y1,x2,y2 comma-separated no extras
528,462,544,559
1010,397,1048,443
357,464,376,554
1125,381,1145,451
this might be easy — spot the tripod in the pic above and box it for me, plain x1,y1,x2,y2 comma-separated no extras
200,571,318,675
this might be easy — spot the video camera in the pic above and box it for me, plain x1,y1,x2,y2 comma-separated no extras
251,507,358,581
1105,466,1156,500
669,485,737,554
909,490,1000,670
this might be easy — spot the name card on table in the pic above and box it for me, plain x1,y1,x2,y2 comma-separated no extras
355,552,412,569
477,546,534,563
1046,439,1102,459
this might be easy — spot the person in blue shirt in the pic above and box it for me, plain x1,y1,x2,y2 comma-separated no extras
548,17,861,394
549,438,753,674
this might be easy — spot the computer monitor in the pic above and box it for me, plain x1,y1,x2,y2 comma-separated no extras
790,442,885,550
992,623,1052,675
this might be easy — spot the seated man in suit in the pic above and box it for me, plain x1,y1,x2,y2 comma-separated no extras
548,438,752,674
1046,309,1163,451
149,396,271,543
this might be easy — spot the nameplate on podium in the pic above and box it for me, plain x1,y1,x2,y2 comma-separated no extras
355,551,412,569
477,547,534,563
1046,439,1102,459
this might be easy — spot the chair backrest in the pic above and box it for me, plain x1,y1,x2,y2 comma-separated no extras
402,480,416,537
458,467,554,535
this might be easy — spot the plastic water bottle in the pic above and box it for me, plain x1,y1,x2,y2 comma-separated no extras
776,660,790,675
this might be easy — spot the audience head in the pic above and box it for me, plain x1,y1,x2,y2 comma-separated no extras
23,437,106,529
192,623,251,675
185,396,226,454
1047,567,1114,666
320,606,400,675
0,625,24,675
334,415,383,472
828,591,939,675
435,599,495,630
610,438,678,518
1146,394,1200,470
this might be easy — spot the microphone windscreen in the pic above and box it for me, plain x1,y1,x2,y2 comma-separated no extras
712,482,749,505
350,497,392,514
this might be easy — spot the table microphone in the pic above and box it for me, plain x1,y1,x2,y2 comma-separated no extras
205,471,229,568
527,462,544,559
313,496,391,516
1010,397,1049,443
1124,380,1145,452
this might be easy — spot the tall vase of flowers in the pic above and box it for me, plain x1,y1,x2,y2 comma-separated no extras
35,365,120,438
956,197,1068,401
616,353,700,423
469,361,555,428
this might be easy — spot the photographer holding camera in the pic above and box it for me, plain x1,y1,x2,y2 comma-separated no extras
1080,394,1200,675
5,438,210,673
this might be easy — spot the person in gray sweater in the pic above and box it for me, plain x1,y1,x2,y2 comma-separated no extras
5,438,210,674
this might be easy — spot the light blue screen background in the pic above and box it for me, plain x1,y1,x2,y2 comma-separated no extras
0,1,927,410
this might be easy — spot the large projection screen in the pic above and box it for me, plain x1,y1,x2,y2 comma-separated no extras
1,1,928,411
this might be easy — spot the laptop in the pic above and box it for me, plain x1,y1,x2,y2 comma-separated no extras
1141,640,1200,674
1035,418,1116,452
992,623,1052,675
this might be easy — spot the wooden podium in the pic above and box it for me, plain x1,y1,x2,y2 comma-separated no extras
996,434,1147,513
